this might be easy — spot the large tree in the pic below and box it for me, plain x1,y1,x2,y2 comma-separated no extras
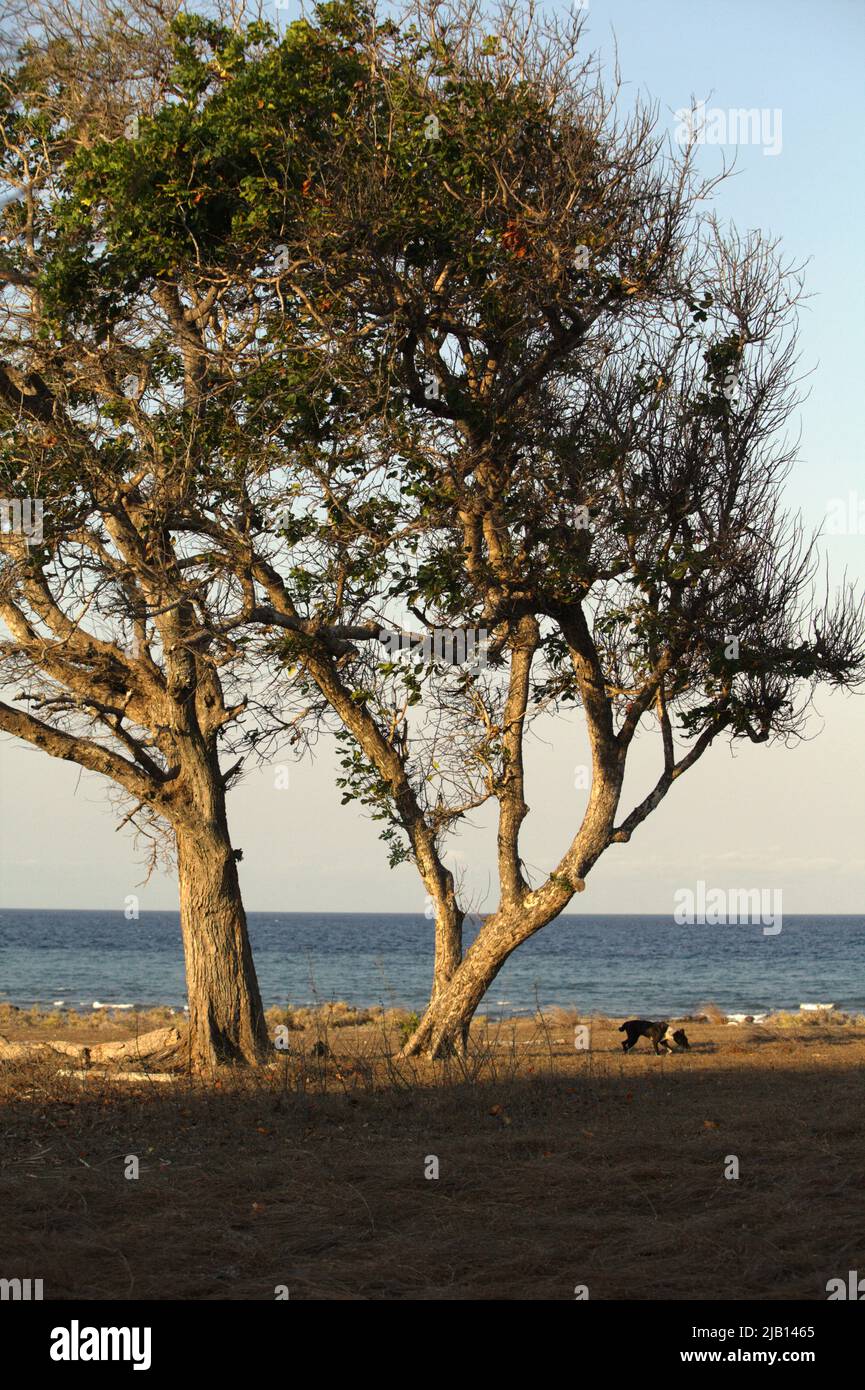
207,0,862,1055
0,0,372,1066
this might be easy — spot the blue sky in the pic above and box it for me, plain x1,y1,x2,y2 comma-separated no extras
581,0,864,571
1,0,863,913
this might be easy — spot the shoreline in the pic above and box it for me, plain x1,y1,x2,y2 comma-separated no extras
4,912,861,1022
1,997,859,1035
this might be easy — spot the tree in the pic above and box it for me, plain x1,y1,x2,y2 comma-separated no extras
0,0,421,1065
1,1,459,1068
204,0,862,1054
0,0,315,1067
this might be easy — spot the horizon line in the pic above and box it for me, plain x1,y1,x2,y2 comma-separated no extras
2,906,863,919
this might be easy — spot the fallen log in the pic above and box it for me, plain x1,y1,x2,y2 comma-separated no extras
88,1026,184,1065
0,1036,90,1063
57,1069,178,1083
0,1026,184,1068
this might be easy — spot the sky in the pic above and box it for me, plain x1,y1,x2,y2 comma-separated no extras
1,0,863,915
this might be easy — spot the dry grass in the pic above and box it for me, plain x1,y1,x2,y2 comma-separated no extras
1,1010,863,1301
0,1002,181,1043
264,1001,406,1033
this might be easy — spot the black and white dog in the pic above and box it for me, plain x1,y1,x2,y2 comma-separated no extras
619,1019,690,1054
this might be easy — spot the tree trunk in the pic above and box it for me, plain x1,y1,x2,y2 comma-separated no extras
431,899,463,1000
401,917,524,1058
402,758,623,1059
427,901,467,1053
176,826,270,1070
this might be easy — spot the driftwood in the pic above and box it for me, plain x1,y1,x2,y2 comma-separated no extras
88,1026,183,1065
57,1068,178,1083
0,1037,90,1062
0,1026,184,1070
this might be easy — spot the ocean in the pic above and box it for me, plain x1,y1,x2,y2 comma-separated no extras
0,909,862,1017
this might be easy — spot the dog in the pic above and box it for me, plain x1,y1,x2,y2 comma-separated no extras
619,1019,690,1054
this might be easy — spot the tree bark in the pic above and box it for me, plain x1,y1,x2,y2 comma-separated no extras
176,825,270,1070
401,915,525,1057
427,896,466,1052
430,889,464,998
